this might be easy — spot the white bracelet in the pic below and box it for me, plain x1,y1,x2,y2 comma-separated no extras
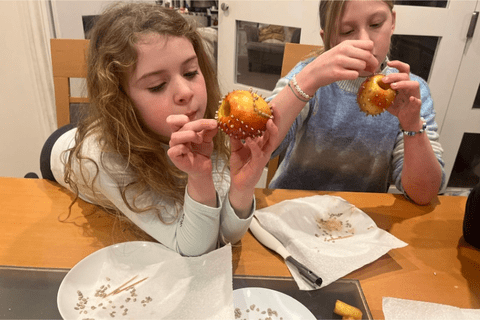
400,121,427,136
291,74,312,101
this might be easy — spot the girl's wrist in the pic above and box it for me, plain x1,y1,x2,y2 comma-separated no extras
229,183,254,201
187,175,216,207
228,188,255,219
229,183,255,199
295,65,320,97
399,118,426,136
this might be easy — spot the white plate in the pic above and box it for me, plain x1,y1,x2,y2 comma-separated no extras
233,287,316,320
58,242,316,320
57,241,178,319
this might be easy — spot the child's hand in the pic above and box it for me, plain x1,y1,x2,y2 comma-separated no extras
229,118,278,192
166,115,218,177
308,40,378,87
382,60,423,130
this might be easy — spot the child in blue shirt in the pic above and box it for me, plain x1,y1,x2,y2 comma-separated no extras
268,0,444,205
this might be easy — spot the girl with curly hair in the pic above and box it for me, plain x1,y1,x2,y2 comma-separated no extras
41,2,277,256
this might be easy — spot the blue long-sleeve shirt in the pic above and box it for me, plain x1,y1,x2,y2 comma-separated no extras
268,59,445,194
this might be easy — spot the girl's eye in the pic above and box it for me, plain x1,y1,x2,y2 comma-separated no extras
371,21,384,28
148,83,165,93
147,71,198,92
184,70,199,78
340,30,354,36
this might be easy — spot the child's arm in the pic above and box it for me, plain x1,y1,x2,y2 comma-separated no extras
51,127,225,256
167,115,218,208
228,119,278,218
270,40,378,149
383,60,443,204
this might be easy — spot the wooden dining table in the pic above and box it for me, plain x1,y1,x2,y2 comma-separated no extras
0,176,479,319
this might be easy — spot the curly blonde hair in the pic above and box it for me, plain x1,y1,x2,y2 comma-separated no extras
64,2,229,223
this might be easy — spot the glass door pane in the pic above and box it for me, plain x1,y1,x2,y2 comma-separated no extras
236,20,301,91
448,133,480,188
217,0,320,98
390,35,439,82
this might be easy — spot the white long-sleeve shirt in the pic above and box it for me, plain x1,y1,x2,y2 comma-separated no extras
50,127,254,256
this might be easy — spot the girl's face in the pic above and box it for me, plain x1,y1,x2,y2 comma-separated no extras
126,34,207,138
330,0,396,75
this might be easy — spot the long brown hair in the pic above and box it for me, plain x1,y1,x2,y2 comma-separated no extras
64,2,228,223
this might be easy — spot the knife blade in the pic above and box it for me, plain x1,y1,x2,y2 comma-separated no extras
250,217,323,287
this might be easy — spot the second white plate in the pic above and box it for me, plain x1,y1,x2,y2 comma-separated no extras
233,287,316,320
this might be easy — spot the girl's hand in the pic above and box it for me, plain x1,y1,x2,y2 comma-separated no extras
229,118,279,192
166,115,218,177
382,60,422,130
306,40,378,88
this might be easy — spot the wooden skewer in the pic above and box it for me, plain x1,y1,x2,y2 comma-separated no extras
104,275,147,298
326,234,354,242
113,277,149,295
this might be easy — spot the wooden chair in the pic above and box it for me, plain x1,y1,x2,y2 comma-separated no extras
265,42,323,187
50,39,90,128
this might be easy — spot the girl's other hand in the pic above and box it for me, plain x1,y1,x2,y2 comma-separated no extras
382,60,422,130
229,118,279,192
166,114,218,177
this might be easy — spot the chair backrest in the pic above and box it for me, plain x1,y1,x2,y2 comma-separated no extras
266,42,323,187
50,39,90,128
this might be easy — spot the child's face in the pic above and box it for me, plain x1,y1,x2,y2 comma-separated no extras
333,0,395,76
126,34,208,138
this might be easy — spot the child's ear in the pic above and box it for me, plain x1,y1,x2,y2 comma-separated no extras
391,10,396,35
320,29,325,42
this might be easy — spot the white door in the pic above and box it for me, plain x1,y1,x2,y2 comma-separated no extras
217,0,321,98
217,0,479,188
441,0,480,187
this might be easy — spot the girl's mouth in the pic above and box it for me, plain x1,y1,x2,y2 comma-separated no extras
185,111,197,121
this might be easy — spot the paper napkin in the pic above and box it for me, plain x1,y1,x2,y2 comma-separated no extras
254,195,407,290
383,297,480,320
73,244,234,319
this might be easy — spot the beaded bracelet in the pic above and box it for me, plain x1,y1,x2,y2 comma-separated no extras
288,81,310,103
291,74,312,101
400,121,427,136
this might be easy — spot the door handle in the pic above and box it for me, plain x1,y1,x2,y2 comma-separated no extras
467,11,478,39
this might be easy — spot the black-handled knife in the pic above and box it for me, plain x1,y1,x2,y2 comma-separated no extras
250,218,323,287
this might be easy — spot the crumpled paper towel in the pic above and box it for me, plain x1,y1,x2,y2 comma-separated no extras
383,297,480,320
73,244,234,319
254,195,407,290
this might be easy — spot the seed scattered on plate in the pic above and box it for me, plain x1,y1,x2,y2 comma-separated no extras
235,304,281,320
73,276,152,319
315,210,357,242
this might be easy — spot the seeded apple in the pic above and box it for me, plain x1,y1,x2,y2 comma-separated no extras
215,89,273,139
357,74,396,116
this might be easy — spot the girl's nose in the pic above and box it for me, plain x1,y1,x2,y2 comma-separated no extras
357,29,371,41
173,77,194,105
